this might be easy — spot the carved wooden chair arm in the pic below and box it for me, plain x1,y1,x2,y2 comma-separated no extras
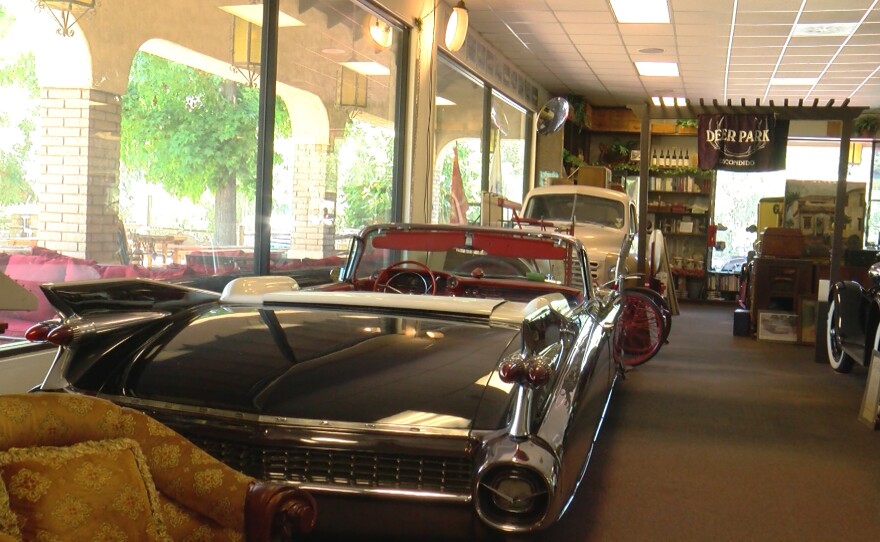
245,482,317,542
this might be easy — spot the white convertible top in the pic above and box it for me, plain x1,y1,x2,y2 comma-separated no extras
219,277,570,326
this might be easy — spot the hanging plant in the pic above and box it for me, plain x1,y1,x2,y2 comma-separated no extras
566,95,592,130
853,114,879,138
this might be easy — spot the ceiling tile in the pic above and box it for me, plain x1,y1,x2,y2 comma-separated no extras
458,0,880,106
561,22,620,35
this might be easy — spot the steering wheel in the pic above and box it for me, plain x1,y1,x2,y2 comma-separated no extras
373,260,438,295
453,256,530,277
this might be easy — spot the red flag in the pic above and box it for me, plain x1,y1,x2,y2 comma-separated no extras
449,143,468,224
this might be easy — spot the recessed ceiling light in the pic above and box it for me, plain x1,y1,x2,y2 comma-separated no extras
321,48,347,55
636,61,679,77
610,0,670,24
639,48,665,54
339,61,391,76
219,5,304,27
792,23,858,37
770,77,819,85
436,96,456,106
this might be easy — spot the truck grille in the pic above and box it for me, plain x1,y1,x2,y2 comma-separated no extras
189,435,473,496
589,260,599,281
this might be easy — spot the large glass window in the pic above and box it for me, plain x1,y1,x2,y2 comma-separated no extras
432,56,484,225
490,92,527,206
712,139,872,269
432,55,532,227
270,2,403,271
0,0,404,342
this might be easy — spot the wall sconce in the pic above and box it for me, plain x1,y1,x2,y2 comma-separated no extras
445,1,469,52
34,0,96,37
231,15,261,87
337,67,367,107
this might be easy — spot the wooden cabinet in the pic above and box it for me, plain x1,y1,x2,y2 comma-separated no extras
749,257,815,332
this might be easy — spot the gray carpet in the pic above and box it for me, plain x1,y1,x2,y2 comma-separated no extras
534,302,880,541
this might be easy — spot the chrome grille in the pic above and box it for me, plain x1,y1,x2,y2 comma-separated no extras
589,260,599,281
190,436,473,495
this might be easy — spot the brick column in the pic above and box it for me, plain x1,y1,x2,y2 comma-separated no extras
36,88,121,263
289,143,336,259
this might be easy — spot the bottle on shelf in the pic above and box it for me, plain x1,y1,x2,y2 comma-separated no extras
664,148,671,166
684,149,690,167
651,148,658,166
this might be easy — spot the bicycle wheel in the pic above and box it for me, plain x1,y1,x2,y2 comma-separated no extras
626,286,672,343
613,290,665,366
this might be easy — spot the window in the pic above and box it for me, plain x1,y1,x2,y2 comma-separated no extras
432,56,484,225
0,0,405,341
432,55,532,227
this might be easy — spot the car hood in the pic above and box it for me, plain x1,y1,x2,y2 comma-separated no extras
571,227,623,256
124,305,521,431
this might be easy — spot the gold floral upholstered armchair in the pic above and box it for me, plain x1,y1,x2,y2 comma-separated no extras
0,393,316,542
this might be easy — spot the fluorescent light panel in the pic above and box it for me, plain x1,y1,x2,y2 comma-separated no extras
339,61,390,76
652,96,686,106
636,62,679,77
435,96,456,106
610,0,669,23
219,5,304,27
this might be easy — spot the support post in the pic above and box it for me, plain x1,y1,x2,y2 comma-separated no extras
637,114,651,274
830,118,853,285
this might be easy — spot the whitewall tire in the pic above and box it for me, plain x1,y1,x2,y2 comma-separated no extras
826,299,855,373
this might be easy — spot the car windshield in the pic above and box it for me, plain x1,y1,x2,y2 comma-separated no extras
350,225,588,292
525,194,625,229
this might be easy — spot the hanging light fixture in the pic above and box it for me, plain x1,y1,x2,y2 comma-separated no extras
231,14,261,87
367,15,393,49
34,0,96,37
445,1,469,52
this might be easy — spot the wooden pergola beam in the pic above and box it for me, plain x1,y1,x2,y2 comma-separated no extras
628,99,867,286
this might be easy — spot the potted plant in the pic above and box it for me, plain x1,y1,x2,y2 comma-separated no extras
676,119,698,135
562,148,587,175
854,114,879,138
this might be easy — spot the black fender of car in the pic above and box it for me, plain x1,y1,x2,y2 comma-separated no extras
829,280,877,365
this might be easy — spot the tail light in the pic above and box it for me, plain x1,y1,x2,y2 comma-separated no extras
25,322,58,342
499,354,552,388
46,325,76,346
24,311,169,347
24,322,75,346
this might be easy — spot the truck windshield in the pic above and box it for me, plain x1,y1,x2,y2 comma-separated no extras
525,194,625,229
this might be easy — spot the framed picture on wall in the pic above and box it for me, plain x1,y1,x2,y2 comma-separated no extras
799,296,818,344
758,311,798,342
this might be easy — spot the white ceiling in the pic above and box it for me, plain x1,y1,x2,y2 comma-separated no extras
457,0,880,108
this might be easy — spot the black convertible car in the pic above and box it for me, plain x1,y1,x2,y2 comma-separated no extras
826,258,880,373
27,223,631,539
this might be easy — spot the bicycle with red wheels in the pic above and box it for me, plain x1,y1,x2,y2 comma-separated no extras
602,235,671,367
613,285,670,366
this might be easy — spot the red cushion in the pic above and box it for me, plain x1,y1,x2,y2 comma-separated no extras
5,255,65,282
65,261,101,281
